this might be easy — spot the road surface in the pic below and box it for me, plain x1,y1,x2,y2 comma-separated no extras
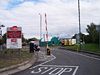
13,47,100,75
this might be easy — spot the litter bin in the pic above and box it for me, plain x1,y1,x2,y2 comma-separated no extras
29,42,35,53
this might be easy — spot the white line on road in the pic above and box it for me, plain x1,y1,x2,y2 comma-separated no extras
48,68,64,75
58,68,73,75
72,66,79,75
29,54,56,69
30,53,79,75
31,65,79,75
40,54,56,65
66,50,100,61
41,67,53,74
40,65,79,68
39,65,79,75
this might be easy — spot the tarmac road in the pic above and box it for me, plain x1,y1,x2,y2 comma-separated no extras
13,47,100,75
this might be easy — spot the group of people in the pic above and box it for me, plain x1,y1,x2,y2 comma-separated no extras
29,41,40,53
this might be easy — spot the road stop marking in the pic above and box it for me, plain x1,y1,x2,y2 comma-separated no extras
31,65,79,75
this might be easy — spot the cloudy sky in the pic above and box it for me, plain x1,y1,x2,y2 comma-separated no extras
0,0,100,39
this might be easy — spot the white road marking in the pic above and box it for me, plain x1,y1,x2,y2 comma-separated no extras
29,54,56,69
40,65,79,75
58,68,72,75
41,65,79,67
40,54,56,65
31,67,48,74
48,68,64,75
31,65,79,75
41,67,53,74
66,50,100,60
72,66,79,75
30,52,79,75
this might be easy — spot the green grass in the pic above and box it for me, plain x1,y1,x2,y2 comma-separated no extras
64,45,78,51
64,43,100,53
82,44,100,53
0,49,33,69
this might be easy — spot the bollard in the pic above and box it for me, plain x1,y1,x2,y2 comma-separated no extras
47,47,51,55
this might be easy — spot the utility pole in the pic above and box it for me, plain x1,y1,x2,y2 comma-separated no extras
39,13,42,47
78,0,81,50
39,13,42,40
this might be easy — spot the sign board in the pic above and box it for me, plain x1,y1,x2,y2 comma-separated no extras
7,26,22,49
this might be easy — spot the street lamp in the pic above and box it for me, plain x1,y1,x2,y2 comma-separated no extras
78,0,81,50
0,24,5,50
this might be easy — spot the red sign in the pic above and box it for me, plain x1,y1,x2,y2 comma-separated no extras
10,26,18,31
7,31,21,38
7,26,22,49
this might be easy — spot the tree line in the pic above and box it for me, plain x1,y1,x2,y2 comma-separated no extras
0,22,99,45
72,23,99,44
0,33,38,45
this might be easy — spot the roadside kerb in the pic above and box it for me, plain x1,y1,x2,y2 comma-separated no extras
0,50,51,75
0,54,37,75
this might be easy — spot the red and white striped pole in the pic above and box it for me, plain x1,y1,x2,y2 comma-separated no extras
45,13,51,55
45,13,48,48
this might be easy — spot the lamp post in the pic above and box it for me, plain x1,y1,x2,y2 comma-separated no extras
0,24,5,50
78,0,81,50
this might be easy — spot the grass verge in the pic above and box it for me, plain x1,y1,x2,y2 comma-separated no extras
0,48,33,69
64,43,100,54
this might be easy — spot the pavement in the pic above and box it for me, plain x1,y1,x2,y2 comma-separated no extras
0,50,50,75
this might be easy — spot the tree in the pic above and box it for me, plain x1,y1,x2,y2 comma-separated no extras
22,34,27,43
2,33,7,44
0,39,3,45
84,35,91,43
86,23,99,43
2,33,28,44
